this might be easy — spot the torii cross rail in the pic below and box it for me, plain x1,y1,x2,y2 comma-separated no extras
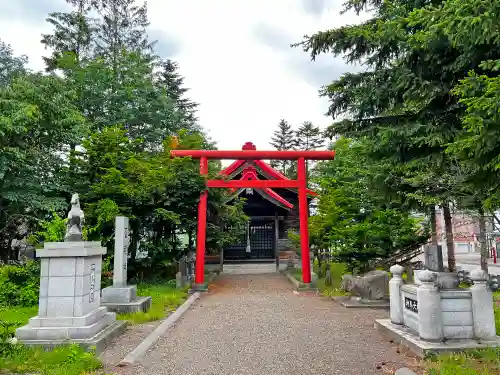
170,147,336,290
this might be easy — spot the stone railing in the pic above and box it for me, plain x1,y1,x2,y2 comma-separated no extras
457,269,499,291
389,265,497,341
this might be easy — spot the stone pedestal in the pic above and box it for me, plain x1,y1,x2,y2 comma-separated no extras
16,241,126,353
101,216,151,313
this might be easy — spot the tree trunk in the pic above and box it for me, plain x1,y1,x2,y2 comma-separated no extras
442,204,456,272
429,205,438,246
478,206,489,273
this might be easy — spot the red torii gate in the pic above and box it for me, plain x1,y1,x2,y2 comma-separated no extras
170,146,336,290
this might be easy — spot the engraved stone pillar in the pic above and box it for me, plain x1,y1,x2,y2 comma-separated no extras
417,270,443,341
389,265,405,325
101,216,151,313
470,268,497,340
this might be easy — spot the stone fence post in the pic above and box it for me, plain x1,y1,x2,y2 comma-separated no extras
417,270,443,341
470,268,497,340
389,265,405,325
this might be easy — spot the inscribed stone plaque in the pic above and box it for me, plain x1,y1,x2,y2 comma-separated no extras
424,244,444,272
404,296,418,313
89,264,96,303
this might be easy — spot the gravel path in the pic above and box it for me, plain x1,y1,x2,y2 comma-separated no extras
101,320,161,365
110,273,418,375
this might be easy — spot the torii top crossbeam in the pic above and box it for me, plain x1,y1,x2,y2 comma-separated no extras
170,149,336,160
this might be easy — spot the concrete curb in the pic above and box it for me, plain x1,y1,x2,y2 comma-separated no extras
395,368,417,375
281,270,318,292
118,292,200,366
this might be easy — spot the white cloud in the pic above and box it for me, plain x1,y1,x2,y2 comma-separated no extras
0,0,366,154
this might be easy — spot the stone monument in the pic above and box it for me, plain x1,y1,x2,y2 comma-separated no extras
376,265,500,357
16,194,126,353
101,216,151,313
416,243,459,289
335,270,390,308
424,243,444,272
176,256,188,289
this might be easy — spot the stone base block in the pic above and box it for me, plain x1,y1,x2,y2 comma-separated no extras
17,311,116,341
18,320,127,355
189,283,208,293
101,296,152,314
375,319,500,358
101,285,137,303
27,307,108,328
333,296,389,309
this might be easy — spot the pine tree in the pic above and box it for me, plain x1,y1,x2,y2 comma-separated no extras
269,119,295,175
93,0,154,61
294,121,324,151
156,59,199,125
41,0,96,71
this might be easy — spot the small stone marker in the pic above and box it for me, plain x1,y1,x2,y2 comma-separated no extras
15,194,126,353
101,216,152,313
424,244,444,272
177,256,188,288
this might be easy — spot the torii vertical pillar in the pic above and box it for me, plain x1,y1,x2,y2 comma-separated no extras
192,156,209,291
297,157,312,284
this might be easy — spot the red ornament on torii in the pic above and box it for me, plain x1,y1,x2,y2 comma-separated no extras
170,141,336,290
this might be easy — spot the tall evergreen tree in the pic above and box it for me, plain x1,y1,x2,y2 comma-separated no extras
294,121,324,151
93,0,154,62
269,119,295,175
156,59,199,125
41,0,96,71
293,0,471,271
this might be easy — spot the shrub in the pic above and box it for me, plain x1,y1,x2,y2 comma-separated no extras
27,213,66,247
329,262,348,285
101,255,113,289
0,260,40,307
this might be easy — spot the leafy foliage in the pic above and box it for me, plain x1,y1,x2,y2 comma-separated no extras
0,0,248,279
0,260,40,307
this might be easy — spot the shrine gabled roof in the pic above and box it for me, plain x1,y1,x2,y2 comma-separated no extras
219,142,318,197
219,142,317,210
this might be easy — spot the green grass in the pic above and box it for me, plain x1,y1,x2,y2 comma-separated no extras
292,268,302,282
117,283,188,324
0,282,188,373
0,306,105,374
293,261,350,297
425,347,500,375
0,344,104,375
0,305,37,327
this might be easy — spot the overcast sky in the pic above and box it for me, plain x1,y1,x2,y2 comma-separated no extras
0,0,367,151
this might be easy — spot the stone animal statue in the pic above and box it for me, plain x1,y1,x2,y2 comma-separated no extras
341,270,389,301
65,193,85,242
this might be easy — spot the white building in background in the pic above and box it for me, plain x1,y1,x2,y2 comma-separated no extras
434,208,498,258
